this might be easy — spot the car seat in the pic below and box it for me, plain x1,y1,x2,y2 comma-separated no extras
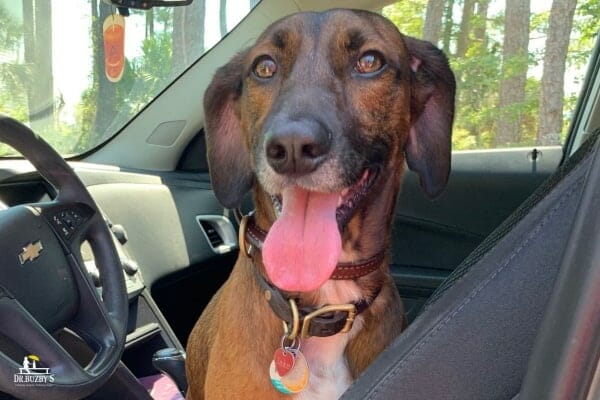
341,128,600,400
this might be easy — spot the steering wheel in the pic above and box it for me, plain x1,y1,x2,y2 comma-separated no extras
0,116,128,400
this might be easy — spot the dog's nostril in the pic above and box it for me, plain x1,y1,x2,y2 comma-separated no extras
267,143,287,161
302,143,319,159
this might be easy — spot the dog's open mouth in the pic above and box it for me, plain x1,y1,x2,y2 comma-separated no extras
263,167,379,292
271,167,379,228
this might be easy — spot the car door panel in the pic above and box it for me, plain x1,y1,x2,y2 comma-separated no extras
392,146,563,321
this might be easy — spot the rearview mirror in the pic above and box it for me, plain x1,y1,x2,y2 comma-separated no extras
105,0,192,10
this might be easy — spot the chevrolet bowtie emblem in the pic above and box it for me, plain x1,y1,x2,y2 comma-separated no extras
19,241,44,265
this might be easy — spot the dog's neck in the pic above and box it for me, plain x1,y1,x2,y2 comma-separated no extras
240,215,382,338
241,215,386,280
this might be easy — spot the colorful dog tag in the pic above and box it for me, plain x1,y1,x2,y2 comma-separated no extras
269,349,309,394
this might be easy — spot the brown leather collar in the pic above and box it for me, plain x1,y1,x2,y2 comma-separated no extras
239,214,384,338
253,266,380,338
240,215,385,280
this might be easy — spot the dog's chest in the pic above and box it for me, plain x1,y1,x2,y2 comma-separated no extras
293,335,354,400
292,280,363,400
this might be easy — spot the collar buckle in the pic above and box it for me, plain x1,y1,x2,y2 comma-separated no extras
300,303,357,339
282,301,358,339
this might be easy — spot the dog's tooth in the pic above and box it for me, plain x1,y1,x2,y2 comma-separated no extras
271,195,283,216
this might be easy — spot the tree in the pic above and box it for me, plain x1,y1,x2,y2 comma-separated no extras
146,9,155,38
456,0,475,58
537,0,578,146
442,0,454,54
173,0,205,67
0,4,28,156
22,0,54,133
495,0,530,146
422,0,445,44
472,0,490,51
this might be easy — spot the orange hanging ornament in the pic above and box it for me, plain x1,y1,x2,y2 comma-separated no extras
103,13,125,83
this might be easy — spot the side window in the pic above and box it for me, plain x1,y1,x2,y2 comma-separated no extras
383,0,600,151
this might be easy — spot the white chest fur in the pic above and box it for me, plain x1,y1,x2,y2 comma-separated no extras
293,280,363,400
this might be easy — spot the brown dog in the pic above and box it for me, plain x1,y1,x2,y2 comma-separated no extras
186,9,455,400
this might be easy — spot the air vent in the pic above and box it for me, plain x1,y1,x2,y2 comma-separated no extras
199,220,224,247
196,215,237,254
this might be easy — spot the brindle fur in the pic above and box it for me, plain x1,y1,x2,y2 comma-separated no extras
187,9,454,400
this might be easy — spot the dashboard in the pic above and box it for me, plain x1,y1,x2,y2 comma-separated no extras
0,179,53,208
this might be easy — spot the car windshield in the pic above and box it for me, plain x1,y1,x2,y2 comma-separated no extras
0,0,257,157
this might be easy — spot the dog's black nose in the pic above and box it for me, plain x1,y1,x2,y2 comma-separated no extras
265,120,331,175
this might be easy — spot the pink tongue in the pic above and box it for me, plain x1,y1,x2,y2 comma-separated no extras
263,187,341,292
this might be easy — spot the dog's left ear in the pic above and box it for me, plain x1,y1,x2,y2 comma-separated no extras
404,36,456,198
204,50,253,209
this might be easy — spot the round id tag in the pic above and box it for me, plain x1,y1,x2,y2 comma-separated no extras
269,349,309,394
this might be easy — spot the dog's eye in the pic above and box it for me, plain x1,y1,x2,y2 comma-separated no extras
354,51,386,75
253,56,277,79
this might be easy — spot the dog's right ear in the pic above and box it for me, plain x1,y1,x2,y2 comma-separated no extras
204,51,253,209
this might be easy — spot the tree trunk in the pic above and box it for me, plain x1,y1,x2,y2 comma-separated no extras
473,0,490,51
456,0,475,58
22,0,34,113
173,0,206,67
423,0,445,45
537,0,577,145
442,0,454,55
495,0,530,146
22,0,54,132
146,10,154,38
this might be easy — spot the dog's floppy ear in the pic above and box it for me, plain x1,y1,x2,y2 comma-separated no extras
204,51,253,209
404,36,456,198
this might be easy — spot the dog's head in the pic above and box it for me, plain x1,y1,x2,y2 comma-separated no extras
204,9,455,292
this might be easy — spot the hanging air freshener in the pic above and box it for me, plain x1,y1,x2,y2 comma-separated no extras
103,12,125,82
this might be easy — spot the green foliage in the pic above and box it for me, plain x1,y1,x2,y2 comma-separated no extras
568,1,600,70
383,0,599,150
0,4,29,156
382,1,427,38
129,32,175,110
